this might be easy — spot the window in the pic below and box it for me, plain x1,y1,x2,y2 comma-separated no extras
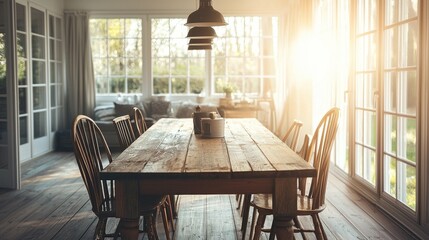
151,18,206,95
342,0,418,211
90,18,143,94
213,16,278,97
90,15,278,98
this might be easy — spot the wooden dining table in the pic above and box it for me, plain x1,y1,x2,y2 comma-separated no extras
100,118,316,240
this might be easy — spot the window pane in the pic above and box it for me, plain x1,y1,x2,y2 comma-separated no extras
0,121,7,145
17,33,27,58
93,58,107,76
108,19,124,38
91,39,107,58
110,77,125,93
399,71,417,115
363,111,376,148
171,58,187,75
33,111,47,139
153,58,170,75
384,72,397,112
399,0,418,21
19,88,27,114
385,0,398,25
171,77,186,94
190,78,204,94
384,27,397,68
127,58,142,75
383,155,396,197
397,117,416,163
109,58,125,75
32,35,45,59
127,77,141,93
384,114,397,155
189,58,205,76
108,39,124,57
20,116,28,144
32,61,45,84
96,77,109,94
33,86,46,110
31,8,44,35
90,19,107,38
397,162,416,210
399,22,418,67
153,77,169,94
125,38,142,58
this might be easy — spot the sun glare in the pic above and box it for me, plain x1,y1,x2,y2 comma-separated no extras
291,31,335,80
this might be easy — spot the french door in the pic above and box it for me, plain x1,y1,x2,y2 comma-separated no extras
16,1,63,161
351,0,418,212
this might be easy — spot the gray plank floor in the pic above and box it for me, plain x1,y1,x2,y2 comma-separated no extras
0,151,419,240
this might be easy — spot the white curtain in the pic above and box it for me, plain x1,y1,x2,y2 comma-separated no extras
276,1,314,138
64,11,95,127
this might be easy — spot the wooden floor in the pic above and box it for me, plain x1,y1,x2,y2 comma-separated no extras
0,151,419,240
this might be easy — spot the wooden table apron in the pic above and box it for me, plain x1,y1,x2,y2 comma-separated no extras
100,118,316,240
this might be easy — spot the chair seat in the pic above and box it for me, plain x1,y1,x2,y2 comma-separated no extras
251,194,325,215
140,195,168,211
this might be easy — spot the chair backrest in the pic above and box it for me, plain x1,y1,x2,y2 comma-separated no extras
297,134,310,195
133,107,147,136
71,115,114,215
112,115,137,150
305,108,340,209
282,120,303,151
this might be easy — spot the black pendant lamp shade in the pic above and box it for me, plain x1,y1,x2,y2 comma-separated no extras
188,38,213,46
188,45,212,50
186,26,217,39
185,0,227,27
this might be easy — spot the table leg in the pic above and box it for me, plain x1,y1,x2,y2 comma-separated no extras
116,180,140,240
272,178,297,240
120,218,140,240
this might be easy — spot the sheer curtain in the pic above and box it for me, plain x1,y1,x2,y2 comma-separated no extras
64,11,95,127
276,1,314,138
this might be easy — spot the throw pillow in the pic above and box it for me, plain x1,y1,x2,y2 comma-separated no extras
114,102,135,119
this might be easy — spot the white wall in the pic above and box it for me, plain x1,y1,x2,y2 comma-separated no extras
64,0,287,13
32,0,64,15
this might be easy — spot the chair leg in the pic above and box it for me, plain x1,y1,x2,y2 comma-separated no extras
293,216,307,240
160,203,171,240
94,217,107,240
248,207,257,240
241,194,252,239
169,194,178,219
316,214,327,240
145,214,159,240
252,210,267,240
166,196,175,231
311,214,324,240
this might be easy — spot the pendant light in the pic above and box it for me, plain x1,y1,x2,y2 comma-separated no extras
186,26,217,39
185,0,227,27
188,38,213,46
188,45,212,50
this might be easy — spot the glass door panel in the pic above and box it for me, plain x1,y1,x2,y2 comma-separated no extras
30,5,49,157
16,2,31,161
381,0,418,211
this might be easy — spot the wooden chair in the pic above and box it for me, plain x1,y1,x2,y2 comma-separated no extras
112,115,137,151
71,115,168,240
239,119,304,239
248,107,340,240
133,107,148,136
112,114,175,239
281,120,303,151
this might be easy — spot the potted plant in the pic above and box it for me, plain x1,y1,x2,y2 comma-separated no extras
222,83,235,99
